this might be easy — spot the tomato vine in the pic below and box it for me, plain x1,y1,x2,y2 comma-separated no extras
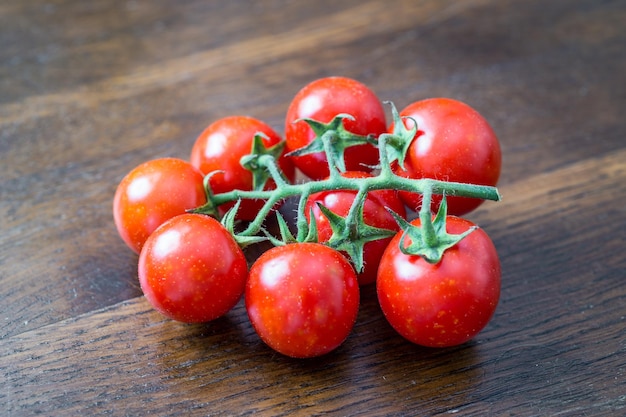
192,107,501,268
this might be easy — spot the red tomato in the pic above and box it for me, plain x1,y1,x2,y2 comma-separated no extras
113,157,206,254
138,213,248,323
190,115,295,220
304,171,406,285
245,243,360,358
285,76,386,180
393,98,501,215
377,216,501,347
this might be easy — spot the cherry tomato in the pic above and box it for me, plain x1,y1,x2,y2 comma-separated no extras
377,216,500,347
190,115,295,220
245,243,360,358
285,76,386,180
138,213,248,323
304,171,406,285
113,157,206,254
393,98,501,215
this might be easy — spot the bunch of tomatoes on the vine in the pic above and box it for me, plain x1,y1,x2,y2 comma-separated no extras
113,76,502,358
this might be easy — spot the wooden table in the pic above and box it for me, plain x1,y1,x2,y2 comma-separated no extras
2,0,624,415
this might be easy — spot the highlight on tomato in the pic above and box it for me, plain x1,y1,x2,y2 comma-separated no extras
245,243,360,358
113,157,206,254
138,213,249,323
285,76,387,180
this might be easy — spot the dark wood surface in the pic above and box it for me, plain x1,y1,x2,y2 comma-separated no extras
1,0,624,415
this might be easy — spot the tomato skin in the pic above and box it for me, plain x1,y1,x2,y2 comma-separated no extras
190,115,295,220
138,213,248,323
377,216,500,347
245,243,360,358
113,157,206,254
285,76,386,180
304,171,406,285
393,98,501,215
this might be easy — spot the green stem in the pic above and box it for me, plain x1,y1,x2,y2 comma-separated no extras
191,108,502,253
260,154,290,188
197,174,500,238
322,131,342,180
377,134,394,177
217,176,498,205
419,185,437,246
295,189,311,242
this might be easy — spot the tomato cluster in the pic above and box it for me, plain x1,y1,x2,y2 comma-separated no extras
113,76,502,358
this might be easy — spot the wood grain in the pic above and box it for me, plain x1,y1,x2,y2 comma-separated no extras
1,0,624,415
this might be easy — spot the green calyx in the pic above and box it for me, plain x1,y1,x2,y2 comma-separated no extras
286,114,375,173
191,102,501,267
389,189,476,264
240,133,289,191
315,188,397,272
379,101,417,170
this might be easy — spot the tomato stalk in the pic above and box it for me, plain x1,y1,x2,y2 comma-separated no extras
191,108,501,267
193,159,499,234
418,186,438,247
